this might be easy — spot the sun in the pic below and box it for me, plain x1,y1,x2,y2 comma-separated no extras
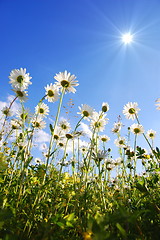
121,33,133,44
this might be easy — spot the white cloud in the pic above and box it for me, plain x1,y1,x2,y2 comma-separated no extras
33,129,50,143
39,143,48,151
80,122,92,138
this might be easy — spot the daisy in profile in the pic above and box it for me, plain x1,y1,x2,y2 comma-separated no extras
54,70,79,93
101,102,109,112
111,121,123,134
1,106,13,117
9,68,32,90
35,102,49,118
17,141,27,151
114,137,126,148
114,157,122,166
90,111,108,132
31,116,46,129
57,139,66,149
146,129,156,139
99,134,110,143
16,108,30,122
123,102,140,120
92,150,108,162
58,118,71,132
77,104,94,120
130,123,144,135
45,83,59,102
53,126,65,141
13,88,28,102
11,119,21,129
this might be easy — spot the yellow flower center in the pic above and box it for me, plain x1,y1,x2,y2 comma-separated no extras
48,90,54,97
95,122,101,128
119,140,124,145
66,133,73,139
3,109,9,115
39,108,44,114
129,108,135,114
61,124,67,130
101,137,107,142
35,122,40,128
83,111,89,117
54,135,59,140
20,113,27,120
102,106,108,112
134,128,140,134
16,90,24,97
61,80,69,88
17,75,23,83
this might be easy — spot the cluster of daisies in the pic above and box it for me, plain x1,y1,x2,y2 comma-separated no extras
0,68,158,170
0,69,80,152
1,69,79,129
109,102,157,160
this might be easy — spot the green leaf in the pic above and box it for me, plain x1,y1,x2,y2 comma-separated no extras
56,221,65,228
135,183,148,193
66,221,74,227
64,213,75,221
116,223,127,238
49,124,54,133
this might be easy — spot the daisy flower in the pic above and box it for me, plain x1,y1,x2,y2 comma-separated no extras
99,135,110,143
54,70,79,93
77,104,94,120
92,150,108,162
13,88,28,102
65,130,82,140
53,126,65,141
58,118,71,132
31,116,46,129
35,158,42,165
16,108,30,122
106,163,114,171
146,129,156,139
123,102,140,120
1,106,13,117
9,68,32,90
114,157,122,166
114,137,126,148
111,122,123,134
90,112,108,132
79,140,89,152
104,157,113,164
102,102,109,112
11,119,21,129
35,102,49,118
130,123,144,135
17,141,27,150
45,83,59,102
57,139,66,149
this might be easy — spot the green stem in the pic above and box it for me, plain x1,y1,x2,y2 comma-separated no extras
45,88,65,180
134,134,137,178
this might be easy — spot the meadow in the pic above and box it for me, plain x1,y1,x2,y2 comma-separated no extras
0,68,159,240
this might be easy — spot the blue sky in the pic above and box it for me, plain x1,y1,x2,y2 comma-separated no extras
1,0,160,152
